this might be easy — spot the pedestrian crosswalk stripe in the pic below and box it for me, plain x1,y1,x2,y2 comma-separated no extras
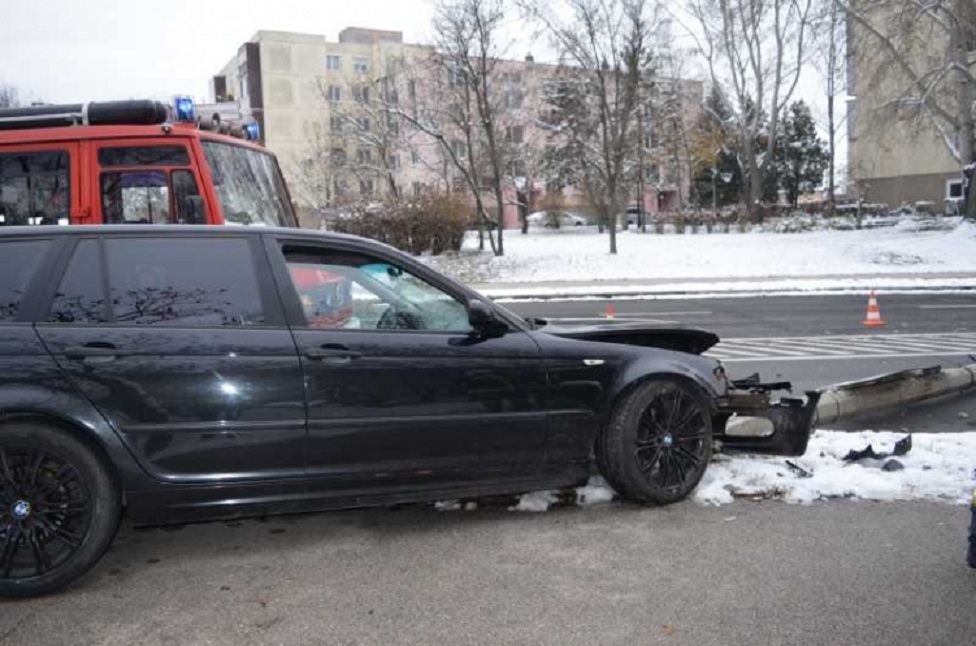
706,332,976,361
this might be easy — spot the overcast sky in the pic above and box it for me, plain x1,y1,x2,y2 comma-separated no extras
1,0,841,170
0,0,438,104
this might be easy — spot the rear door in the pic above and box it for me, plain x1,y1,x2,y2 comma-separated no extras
0,143,78,227
34,232,307,483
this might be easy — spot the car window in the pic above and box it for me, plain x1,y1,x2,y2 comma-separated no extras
0,239,50,321
47,240,108,324
282,246,471,333
0,151,70,226
105,238,265,326
97,146,190,167
101,171,170,224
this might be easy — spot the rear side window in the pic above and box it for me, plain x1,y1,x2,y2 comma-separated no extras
0,239,50,321
48,240,108,324
104,238,265,326
0,151,70,226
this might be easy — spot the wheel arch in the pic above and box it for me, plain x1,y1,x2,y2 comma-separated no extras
0,410,121,491
595,359,723,458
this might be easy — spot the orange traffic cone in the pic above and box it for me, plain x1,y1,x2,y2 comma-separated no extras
605,303,616,320
862,291,886,327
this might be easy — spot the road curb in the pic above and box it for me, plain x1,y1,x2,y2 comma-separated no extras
726,364,976,437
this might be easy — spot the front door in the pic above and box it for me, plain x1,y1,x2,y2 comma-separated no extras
267,237,548,488
34,234,307,483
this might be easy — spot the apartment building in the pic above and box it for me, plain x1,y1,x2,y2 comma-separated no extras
847,1,975,210
211,28,702,227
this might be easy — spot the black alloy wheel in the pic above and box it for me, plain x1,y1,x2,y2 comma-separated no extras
597,379,713,505
0,423,120,598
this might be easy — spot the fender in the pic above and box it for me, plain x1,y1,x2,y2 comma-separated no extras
0,382,156,492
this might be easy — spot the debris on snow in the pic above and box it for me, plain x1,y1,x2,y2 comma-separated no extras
695,430,976,506
882,459,905,472
842,434,912,462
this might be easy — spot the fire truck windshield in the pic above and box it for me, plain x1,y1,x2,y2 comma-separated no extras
201,141,296,227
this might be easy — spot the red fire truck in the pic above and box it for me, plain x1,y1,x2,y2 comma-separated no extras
0,98,298,228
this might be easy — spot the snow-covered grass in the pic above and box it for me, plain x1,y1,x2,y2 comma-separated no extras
424,219,976,286
454,431,976,513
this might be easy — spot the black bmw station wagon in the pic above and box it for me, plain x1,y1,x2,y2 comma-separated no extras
0,226,815,597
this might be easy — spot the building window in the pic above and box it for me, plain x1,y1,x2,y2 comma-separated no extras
505,125,525,144
388,155,400,171
360,179,374,195
357,149,373,165
326,55,342,71
412,181,423,197
334,179,348,197
330,148,347,166
327,86,342,102
411,150,421,166
447,66,465,88
947,179,965,200
354,57,370,74
408,80,417,103
330,116,343,133
451,140,467,158
451,176,465,192
358,117,371,133
353,86,370,104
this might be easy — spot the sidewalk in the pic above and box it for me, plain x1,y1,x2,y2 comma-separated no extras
471,272,976,300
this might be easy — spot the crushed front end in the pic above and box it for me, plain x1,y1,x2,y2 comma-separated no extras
712,370,821,457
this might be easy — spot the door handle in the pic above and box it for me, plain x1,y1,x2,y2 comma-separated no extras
304,345,362,364
64,343,118,363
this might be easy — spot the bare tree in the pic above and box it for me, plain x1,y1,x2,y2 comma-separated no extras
836,0,976,216
526,0,657,254
683,0,815,222
815,0,847,217
0,85,20,109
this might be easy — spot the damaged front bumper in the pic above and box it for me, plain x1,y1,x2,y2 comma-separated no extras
713,374,821,457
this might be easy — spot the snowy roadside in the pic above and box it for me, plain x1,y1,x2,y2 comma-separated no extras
435,431,976,513
423,219,976,291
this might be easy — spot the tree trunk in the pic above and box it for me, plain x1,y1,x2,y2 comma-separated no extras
953,0,976,219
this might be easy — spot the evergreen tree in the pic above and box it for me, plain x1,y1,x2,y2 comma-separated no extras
775,100,828,208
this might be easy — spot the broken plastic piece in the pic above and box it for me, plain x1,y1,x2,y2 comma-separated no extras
785,460,813,478
843,434,912,463
881,459,904,472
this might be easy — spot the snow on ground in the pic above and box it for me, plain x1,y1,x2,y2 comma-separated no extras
499,431,976,512
696,430,976,506
425,219,976,286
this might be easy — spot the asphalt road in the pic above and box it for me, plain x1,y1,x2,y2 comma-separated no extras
508,292,976,402
505,292,976,339
2,500,973,646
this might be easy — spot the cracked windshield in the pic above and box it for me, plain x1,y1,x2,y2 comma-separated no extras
1,0,974,644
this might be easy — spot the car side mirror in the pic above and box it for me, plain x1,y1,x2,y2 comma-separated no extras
468,299,507,338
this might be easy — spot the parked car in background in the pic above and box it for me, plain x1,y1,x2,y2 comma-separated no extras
621,206,651,228
0,225,814,597
527,210,588,228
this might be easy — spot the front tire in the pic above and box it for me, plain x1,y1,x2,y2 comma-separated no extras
596,379,713,505
0,422,120,598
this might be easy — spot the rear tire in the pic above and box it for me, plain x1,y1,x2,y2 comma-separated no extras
596,379,713,505
0,422,120,598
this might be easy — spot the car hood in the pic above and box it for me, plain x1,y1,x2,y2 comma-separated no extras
538,321,720,355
